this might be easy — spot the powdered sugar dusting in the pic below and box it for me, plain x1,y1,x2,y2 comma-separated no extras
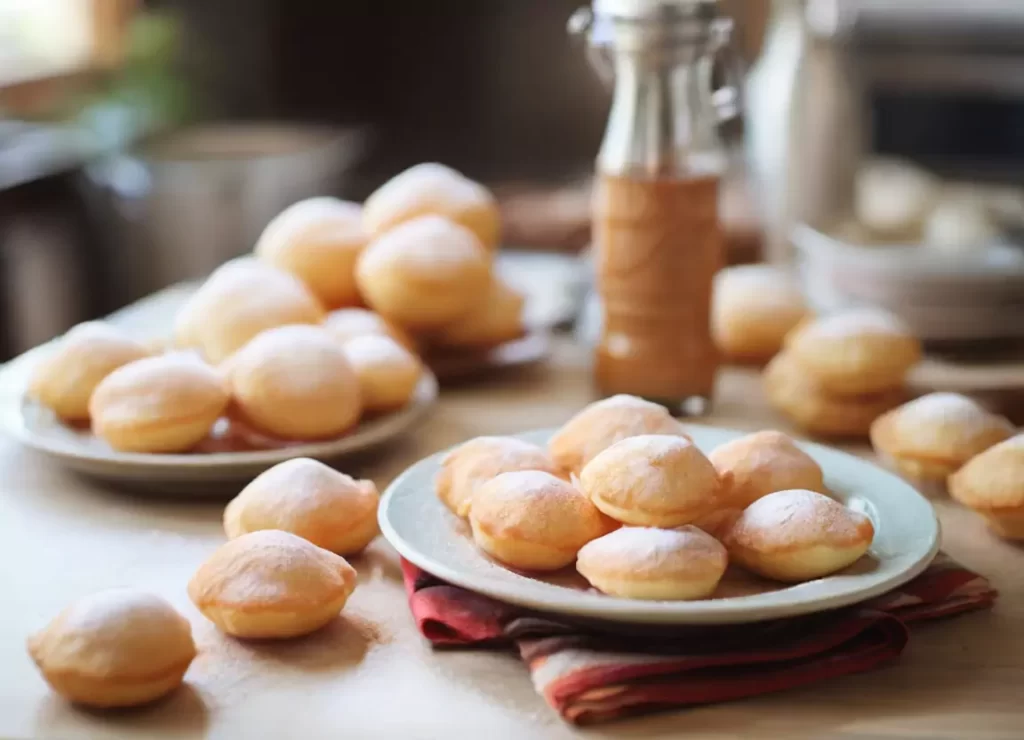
580,434,718,512
551,395,691,473
204,257,313,300
188,257,322,323
256,197,363,254
496,469,571,491
92,352,226,423
744,443,819,482
596,394,666,412
233,325,352,395
324,309,390,337
365,163,490,225
898,392,1004,428
54,589,180,635
710,431,824,503
361,215,485,275
256,457,346,489
714,265,804,311
144,350,213,372
579,525,725,568
444,436,555,469
731,489,870,547
192,530,351,606
31,589,193,675
239,457,371,513
806,309,910,340
227,460,377,548
65,320,134,343
342,334,411,365
440,436,563,515
471,470,603,543
884,392,1015,453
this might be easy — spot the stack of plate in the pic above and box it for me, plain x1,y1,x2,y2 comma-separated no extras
792,224,1024,344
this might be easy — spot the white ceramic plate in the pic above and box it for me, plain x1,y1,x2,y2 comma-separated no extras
424,330,551,383
379,426,940,625
792,223,1024,342
0,348,438,495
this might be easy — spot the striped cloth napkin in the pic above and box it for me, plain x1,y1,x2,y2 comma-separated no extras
401,553,996,725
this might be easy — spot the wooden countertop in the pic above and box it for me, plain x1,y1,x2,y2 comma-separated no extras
1,288,1022,740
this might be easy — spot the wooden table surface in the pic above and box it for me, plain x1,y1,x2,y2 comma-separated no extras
1,288,1023,740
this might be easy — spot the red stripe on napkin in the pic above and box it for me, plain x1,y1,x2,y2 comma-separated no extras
401,554,996,724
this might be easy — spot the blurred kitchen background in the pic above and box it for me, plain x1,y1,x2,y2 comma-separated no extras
3,0,1024,361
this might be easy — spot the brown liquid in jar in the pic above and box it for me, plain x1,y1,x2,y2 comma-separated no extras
593,172,724,406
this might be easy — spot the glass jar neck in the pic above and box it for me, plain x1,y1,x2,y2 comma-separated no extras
598,41,725,179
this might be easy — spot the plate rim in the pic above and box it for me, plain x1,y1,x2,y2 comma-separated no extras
424,329,552,383
379,425,941,625
9,371,439,472
793,223,1024,280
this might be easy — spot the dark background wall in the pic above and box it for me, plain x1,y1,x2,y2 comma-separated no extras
153,0,612,194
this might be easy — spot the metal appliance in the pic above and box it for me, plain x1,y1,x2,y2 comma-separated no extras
748,0,1024,262
86,123,366,308
747,0,1024,345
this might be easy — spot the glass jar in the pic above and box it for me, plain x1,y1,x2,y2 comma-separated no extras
571,0,740,415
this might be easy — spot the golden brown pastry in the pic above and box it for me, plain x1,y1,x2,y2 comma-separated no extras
224,458,380,555
355,215,491,330
433,274,525,348
226,325,362,440
28,589,196,708
764,351,906,438
784,309,922,396
949,434,1024,539
711,265,809,364
188,529,357,639
340,334,423,413
468,470,611,571
89,353,229,453
578,434,725,527
323,307,416,352
577,525,728,600
175,257,325,363
255,197,367,309
363,162,501,250
28,322,149,422
722,489,875,583
709,430,827,509
435,435,565,517
548,394,692,477
871,392,1015,483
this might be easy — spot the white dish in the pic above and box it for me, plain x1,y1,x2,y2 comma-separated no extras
424,330,551,383
0,346,437,495
379,426,940,625
793,223,1024,342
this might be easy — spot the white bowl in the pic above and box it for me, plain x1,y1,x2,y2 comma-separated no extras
792,224,1024,342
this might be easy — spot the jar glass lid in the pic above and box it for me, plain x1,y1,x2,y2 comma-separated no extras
593,0,718,21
